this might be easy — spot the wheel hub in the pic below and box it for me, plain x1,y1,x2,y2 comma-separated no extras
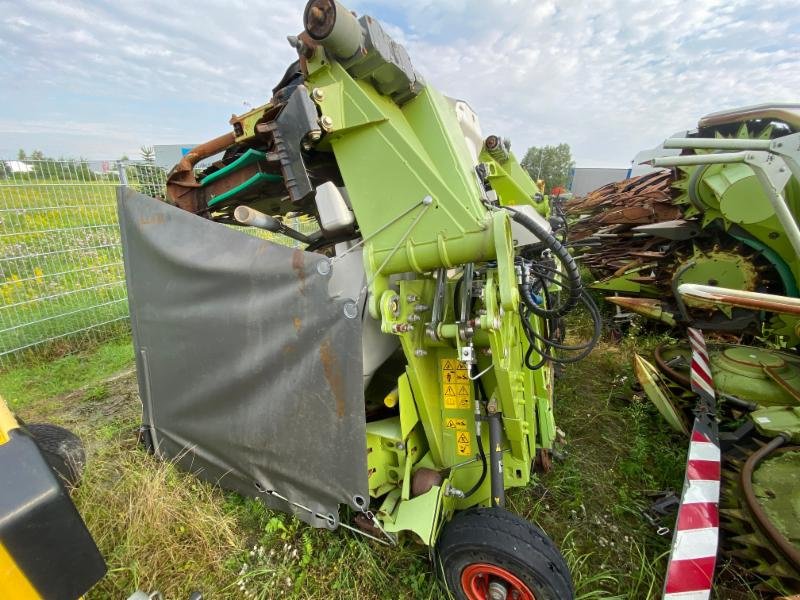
460,564,536,600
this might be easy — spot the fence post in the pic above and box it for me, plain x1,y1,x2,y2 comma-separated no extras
118,162,129,187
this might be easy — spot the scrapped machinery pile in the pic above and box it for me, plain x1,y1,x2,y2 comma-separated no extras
112,1,603,598
569,106,800,594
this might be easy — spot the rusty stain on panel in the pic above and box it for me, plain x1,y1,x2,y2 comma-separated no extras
319,337,346,418
292,249,307,296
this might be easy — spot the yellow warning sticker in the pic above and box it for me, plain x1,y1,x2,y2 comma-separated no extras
442,359,470,410
456,430,472,456
444,417,468,430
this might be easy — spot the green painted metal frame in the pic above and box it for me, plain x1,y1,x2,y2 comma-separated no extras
302,45,554,539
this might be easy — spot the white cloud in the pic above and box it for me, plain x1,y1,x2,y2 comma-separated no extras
0,0,797,165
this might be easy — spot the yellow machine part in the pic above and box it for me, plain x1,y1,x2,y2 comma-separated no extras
0,399,42,598
0,542,41,599
0,395,106,600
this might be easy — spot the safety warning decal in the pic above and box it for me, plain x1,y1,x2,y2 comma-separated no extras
455,430,472,456
444,417,468,430
441,359,470,409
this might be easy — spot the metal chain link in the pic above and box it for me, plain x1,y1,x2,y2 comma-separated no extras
260,488,397,546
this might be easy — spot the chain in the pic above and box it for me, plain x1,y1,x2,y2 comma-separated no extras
330,196,430,265
260,488,397,546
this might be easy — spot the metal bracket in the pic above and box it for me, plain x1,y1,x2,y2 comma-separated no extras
652,139,800,260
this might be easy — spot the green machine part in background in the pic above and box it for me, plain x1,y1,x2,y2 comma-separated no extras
150,1,600,598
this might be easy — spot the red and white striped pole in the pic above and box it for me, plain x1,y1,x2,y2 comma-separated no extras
662,328,721,600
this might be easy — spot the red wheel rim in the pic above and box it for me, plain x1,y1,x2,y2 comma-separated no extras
460,563,536,600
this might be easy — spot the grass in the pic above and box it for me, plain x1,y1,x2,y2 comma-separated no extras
0,168,313,365
0,337,133,410
1,324,768,599
0,169,160,362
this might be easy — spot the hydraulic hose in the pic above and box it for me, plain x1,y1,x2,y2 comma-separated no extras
463,375,489,500
487,411,505,508
739,437,800,572
503,206,583,317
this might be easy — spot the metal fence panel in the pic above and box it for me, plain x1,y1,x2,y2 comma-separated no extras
0,159,165,366
0,158,320,368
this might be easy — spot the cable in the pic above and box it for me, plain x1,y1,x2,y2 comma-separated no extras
462,371,489,499
520,288,602,366
501,205,583,317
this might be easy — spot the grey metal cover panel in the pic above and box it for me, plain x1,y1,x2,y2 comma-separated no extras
117,188,368,528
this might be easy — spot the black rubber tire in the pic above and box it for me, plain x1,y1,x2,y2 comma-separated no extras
437,507,574,600
26,423,86,487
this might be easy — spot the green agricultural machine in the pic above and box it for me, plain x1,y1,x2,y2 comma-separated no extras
567,108,800,593
117,2,600,598
568,105,800,347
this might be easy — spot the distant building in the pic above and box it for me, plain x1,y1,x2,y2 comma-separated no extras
4,160,35,173
568,167,629,196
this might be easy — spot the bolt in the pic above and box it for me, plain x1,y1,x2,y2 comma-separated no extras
395,442,405,450
392,323,411,333
406,294,418,303
414,348,428,357
414,304,430,312
311,88,325,101
407,314,421,322
316,260,331,275
488,581,508,600
343,301,358,319
422,195,433,205
320,115,334,131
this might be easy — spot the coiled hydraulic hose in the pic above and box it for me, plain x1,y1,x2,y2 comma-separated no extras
740,437,800,572
502,206,583,317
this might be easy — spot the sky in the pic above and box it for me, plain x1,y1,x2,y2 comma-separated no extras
0,0,798,167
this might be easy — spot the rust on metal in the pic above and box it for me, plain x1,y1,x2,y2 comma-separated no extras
411,468,443,497
699,104,800,130
291,249,307,296
319,337,346,418
740,440,800,572
166,131,236,212
679,284,800,317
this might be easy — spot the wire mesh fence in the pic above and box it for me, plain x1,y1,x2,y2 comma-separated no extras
0,158,320,368
0,159,166,367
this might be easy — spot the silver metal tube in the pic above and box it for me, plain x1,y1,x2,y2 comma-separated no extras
751,167,800,259
234,205,281,231
663,137,771,151
234,206,312,244
650,151,749,168
678,283,800,316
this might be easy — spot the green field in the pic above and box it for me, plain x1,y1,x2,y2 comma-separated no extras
0,165,316,366
0,165,160,364
3,331,765,599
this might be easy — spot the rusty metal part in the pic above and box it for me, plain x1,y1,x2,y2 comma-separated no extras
411,468,443,497
166,132,236,212
654,343,692,389
305,0,337,39
533,448,552,473
678,284,800,317
699,103,800,131
740,438,800,573
353,512,383,537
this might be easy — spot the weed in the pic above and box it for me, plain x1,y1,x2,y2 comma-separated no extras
3,330,767,599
